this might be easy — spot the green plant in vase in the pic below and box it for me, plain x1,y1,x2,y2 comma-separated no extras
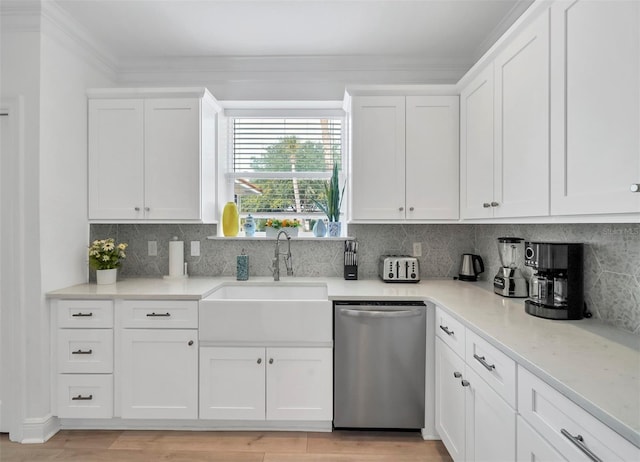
314,163,345,237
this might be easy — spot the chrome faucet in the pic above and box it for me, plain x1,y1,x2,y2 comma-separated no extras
272,229,293,281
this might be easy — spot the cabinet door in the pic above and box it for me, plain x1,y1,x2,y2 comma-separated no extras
460,66,495,219
120,329,198,419
550,0,640,215
144,98,202,220
435,338,466,461
465,367,516,462
350,96,406,220
266,347,332,421
517,416,566,462
88,99,144,220
199,347,265,421
494,11,550,218
406,96,459,219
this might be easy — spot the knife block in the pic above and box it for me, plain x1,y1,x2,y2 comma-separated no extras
344,264,358,280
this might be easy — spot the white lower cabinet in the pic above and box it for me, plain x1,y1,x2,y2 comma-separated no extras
435,337,515,462
465,366,515,462
435,337,466,461
518,366,639,462
119,299,199,419
120,329,198,419
57,375,113,419
52,299,115,419
435,306,516,462
199,347,265,420
200,346,332,422
517,415,566,462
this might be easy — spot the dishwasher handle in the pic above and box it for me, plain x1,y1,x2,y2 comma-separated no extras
339,308,423,318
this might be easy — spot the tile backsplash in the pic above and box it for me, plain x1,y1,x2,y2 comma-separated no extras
91,222,640,334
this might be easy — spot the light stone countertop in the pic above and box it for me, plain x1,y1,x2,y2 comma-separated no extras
47,276,640,447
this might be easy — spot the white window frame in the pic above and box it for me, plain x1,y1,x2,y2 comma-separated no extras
218,101,348,234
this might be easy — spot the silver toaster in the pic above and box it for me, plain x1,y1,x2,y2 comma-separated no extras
378,255,420,282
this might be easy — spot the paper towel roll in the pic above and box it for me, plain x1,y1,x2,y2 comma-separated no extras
169,240,184,277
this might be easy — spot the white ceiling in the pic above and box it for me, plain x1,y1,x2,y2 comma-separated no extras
54,0,533,63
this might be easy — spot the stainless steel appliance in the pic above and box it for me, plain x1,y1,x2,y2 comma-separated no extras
378,255,420,282
458,253,484,281
524,242,584,320
334,301,426,429
493,237,528,297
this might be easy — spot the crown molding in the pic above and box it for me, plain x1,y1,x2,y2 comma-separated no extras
119,54,470,74
1,0,118,80
0,0,41,31
40,1,118,79
471,0,536,63
117,54,470,88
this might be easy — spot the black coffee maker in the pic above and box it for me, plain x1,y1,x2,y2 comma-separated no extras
524,242,584,320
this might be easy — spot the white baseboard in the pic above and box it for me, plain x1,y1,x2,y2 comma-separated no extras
18,415,60,444
59,418,333,432
421,428,440,441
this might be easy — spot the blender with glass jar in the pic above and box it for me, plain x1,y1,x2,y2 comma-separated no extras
493,237,528,297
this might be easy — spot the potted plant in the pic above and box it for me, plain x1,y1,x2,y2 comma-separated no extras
314,163,345,237
88,238,128,284
264,218,302,238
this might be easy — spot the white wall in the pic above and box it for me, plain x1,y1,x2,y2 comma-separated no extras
0,18,44,438
0,1,115,441
39,15,114,293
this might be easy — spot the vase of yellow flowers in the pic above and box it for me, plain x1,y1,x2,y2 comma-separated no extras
264,218,301,238
89,238,128,284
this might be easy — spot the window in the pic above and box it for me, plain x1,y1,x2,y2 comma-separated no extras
226,116,343,232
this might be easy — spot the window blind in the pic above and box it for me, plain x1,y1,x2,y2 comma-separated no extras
228,117,342,216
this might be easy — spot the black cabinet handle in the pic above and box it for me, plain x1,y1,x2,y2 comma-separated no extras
71,394,93,401
146,312,171,317
71,312,93,317
71,349,93,355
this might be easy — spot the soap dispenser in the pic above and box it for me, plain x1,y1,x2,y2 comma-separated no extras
237,249,249,281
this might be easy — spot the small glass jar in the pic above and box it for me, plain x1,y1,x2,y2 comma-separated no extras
243,214,255,237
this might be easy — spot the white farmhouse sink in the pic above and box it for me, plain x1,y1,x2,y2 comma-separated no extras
199,282,331,343
205,283,327,301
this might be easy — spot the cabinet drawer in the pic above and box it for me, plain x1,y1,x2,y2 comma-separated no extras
517,415,565,461
121,300,198,328
465,329,516,407
57,329,113,373
435,306,465,358
57,374,113,419
56,300,113,328
518,366,639,461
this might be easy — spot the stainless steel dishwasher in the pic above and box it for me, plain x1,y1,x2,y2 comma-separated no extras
334,301,426,429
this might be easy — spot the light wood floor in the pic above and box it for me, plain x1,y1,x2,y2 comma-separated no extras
1,429,453,462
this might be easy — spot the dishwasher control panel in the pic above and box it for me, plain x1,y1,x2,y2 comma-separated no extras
378,255,420,282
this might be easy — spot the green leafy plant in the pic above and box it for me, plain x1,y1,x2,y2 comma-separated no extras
264,218,302,229
314,163,345,222
88,238,128,270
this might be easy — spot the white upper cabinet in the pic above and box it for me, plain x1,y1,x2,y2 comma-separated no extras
88,99,145,220
143,99,202,220
494,11,550,218
348,92,459,221
550,0,640,215
350,96,406,221
406,96,460,220
88,88,219,223
461,12,550,219
460,66,496,219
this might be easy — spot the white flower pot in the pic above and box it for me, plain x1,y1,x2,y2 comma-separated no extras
96,268,117,285
265,227,299,238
